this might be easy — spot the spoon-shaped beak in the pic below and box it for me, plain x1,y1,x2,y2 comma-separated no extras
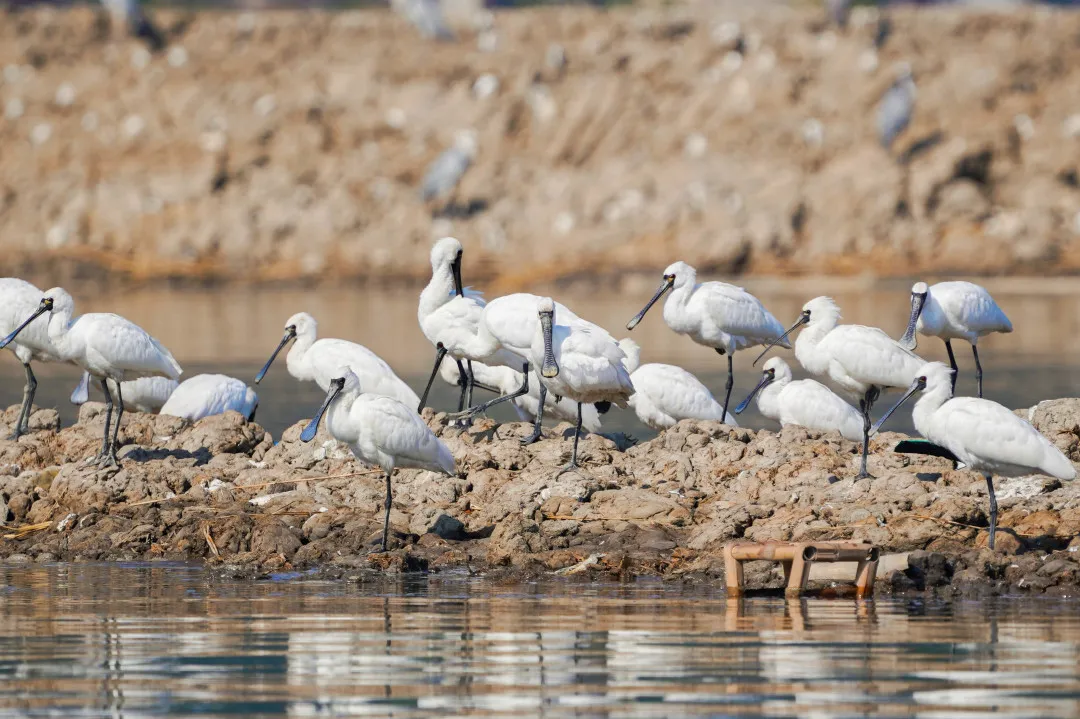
255,327,297,384
734,370,774,414
70,371,91,405
300,377,345,442
626,277,673,331
754,312,809,366
0,300,50,350
898,291,926,351
540,311,559,378
451,252,464,297
870,375,927,435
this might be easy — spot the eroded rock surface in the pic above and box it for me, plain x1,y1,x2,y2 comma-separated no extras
2,401,1080,596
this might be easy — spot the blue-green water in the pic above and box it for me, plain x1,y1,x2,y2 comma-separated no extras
1,564,1080,717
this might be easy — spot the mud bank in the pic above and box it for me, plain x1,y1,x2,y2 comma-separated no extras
2,4,1080,288
2,398,1080,597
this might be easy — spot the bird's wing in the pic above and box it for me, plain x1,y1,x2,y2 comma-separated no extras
77,313,181,379
424,296,485,348
698,282,787,347
939,282,1013,334
634,364,730,422
360,396,454,473
930,398,1066,476
781,379,862,440
819,324,924,388
310,339,419,406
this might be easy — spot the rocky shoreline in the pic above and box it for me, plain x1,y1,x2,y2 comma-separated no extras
2,399,1079,597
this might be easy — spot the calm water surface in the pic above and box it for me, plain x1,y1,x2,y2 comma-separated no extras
1,564,1080,717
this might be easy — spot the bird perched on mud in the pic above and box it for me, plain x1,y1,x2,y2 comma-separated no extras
873,362,1075,550
736,357,861,441
301,368,456,553
421,130,478,215
626,260,787,424
0,288,181,466
621,339,738,430
898,281,1012,399
877,63,916,152
161,374,259,423
99,0,166,52
757,296,924,479
390,0,455,41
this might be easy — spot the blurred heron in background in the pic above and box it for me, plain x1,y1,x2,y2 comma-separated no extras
391,0,455,41
421,129,478,215
99,0,166,52
877,62,916,153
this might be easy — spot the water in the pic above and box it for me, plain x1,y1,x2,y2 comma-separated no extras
0,564,1079,717
2,277,1080,439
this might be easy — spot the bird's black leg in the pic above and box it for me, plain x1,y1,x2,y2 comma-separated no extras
972,344,984,399
521,378,547,445
381,470,393,553
9,362,36,440
454,359,469,413
417,344,448,413
944,340,958,394
856,387,879,480
105,381,124,467
448,362,530,420
465,360,476,408
985,473,998,550
97,378,113,465
566,402,583,469
722,351,735,422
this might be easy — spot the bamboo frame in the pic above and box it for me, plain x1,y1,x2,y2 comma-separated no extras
723,541,880,599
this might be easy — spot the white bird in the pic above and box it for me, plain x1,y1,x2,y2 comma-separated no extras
254,312,419,409
417,237,521,415
625,260,788,422
0,288,181,466
756,296,925,478
99,0,166,51
534,297,634,468
899,281,1012,398
0,278,66,439
620,339,738,430
439,359,601,432
873,361,1075,549
390,0,455,41
70,371,177,414
446,292,582,444
421,130,478,211
301,368,455,552
160,374,259,422
735,357,861,441
877,63,915,151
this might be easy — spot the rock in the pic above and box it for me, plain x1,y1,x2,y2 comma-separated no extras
428,514,467,541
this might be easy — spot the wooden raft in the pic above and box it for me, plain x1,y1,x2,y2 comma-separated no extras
723,541,880,599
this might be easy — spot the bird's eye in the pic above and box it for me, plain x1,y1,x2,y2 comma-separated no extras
768,369,775,378
918,376,927,383
664,274,675,281
287,325,296,332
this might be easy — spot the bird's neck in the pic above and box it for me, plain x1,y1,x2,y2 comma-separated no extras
912,381,951,433
794,321,831,376
46,310,75,361
756,380,784,421
286,328,316,376
418,264,456,321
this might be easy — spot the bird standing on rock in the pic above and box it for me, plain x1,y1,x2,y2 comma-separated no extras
620,339,738,430
0,278,66,440
626,260,787,424
873,362,1075,550
898,281,1012,399
756,296,924,479
735,357,861,441
301,368,456,553
0,288,181,466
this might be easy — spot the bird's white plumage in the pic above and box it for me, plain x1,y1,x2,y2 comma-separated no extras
0,278,62,367
531,299,633,406
161,374,258,422
752,358,862,441
628,363,737,430
439,359,601,431
326,370,455,476
43,288,181,384
795,297,924,398
74,371,178,413
280,312,419,407
914,281,1013,345
659,262,788,354
470,293,580,368
909,362,1074,480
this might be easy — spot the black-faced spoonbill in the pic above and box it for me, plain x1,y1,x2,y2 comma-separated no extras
0,288,181,466
301,369,456,552
0,278,67,439
898,281,1012,398
535,297,634,469
71,371,177,414
625,261,787,423
735,357,861,441
160,374,259,422
417,237,519,414
872,362,1075,549
619,339,738,430
756,296,924,479
254,312,420,409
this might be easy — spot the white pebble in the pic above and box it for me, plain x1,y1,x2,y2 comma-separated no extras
254,94,277,117
4,97,24,120
123,114,146,138
131,47,152,70
720,51,743,75
1013,114,1035,141
477,30,498,53
683,132,708,159
385,107,407,130
526,84,556,124
167,46,188,68
802,118,825,148
54,82,76,107
472,74,500,100
1062,114,1080,139
710,21,741,47
200,130,227,153
553,211,575,235
30,122,52,145
81,111,99,132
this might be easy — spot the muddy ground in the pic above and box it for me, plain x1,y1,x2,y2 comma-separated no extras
1,3,1079,289
1,398,1080,597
